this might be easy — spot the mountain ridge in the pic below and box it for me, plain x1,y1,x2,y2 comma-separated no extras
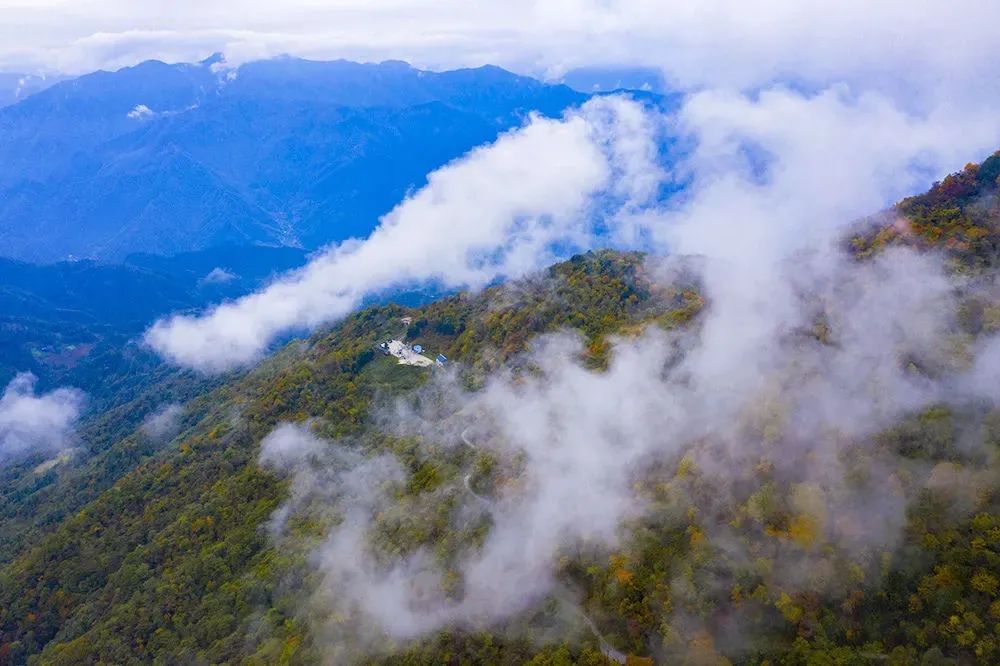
0,56,600,262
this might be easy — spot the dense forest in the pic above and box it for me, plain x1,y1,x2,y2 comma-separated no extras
1,151,1000,664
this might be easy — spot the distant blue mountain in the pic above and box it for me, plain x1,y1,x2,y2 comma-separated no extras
0,72,65,108
559,66,667,94
0,57,591,262
0,244,309,394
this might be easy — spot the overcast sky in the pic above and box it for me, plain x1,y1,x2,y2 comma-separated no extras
1,0,998,106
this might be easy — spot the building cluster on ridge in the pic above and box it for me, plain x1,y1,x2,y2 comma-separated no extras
377,338,447,367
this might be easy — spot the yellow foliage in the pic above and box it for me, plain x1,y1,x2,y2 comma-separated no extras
278,635,301,665
676,456,695,478
775,592,803,624
610,567,631,585
982,305,1000,333
971,570,999,596
609,553,634,585
625,655,654,666
787,514,818,548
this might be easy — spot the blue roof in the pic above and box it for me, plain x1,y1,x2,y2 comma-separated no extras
413,344,423,353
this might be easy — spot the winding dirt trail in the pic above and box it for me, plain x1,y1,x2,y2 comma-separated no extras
553,589,628,664
459,427,491,505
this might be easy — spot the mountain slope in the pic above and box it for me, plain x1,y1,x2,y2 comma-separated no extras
853,150,1000,270
1,153,999,664
0,250,694,664
0,58,590,262
0,244,308,393
0,73,64,108
0,60,217,185
0,246,312,573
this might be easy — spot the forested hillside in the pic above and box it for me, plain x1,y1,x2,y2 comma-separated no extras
2,151,1000,664
0,249,694,664
0,245,307,393
853,151,1000,270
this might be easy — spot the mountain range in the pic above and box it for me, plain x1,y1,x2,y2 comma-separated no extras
0,55,663,441
0,56,596,262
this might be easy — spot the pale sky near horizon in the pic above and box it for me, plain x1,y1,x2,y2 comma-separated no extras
1,0,998,107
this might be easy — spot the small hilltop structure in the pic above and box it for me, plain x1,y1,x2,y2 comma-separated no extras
376,316,449,368
378,339,434,367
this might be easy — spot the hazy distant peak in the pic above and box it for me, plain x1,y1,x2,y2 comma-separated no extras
200,52,226,67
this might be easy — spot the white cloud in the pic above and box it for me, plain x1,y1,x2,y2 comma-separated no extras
262,96,1000,644
145,96,661,371
126,103,155,120
140,402,185,441
146,80,1000,373
264,240,1000,651
259,421,326,469
629,86,999,410
200,266,238,284
240,7,1000,645
0,372,84,463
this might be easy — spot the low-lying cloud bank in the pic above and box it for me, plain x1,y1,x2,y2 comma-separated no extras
252,74,1000,659
146,82,997,374
129,4,1000,657
0,373,84,465
260,244,1000,658
146,96,661,371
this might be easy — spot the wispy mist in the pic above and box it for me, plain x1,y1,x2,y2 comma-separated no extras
0,372,84,465
261,238,1000,658
146,96,661,372
140,402,185,441
254,75,1000,658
